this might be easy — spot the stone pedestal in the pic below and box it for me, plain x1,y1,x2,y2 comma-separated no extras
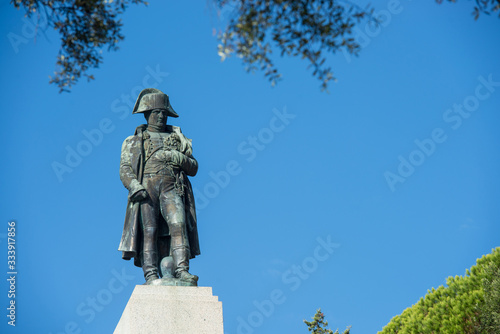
114,285,224,334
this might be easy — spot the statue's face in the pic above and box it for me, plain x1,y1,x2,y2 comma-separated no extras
146,109,169,127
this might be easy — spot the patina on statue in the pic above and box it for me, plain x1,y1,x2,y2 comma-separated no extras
118,88,200,286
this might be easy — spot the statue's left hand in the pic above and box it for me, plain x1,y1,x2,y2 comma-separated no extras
163,150,197,175
167,150,185,167
162,150,177,165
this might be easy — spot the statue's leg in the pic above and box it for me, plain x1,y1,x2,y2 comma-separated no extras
140,176,161,284
160,189,198,282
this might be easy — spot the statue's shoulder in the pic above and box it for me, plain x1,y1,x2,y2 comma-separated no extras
123,133,142,143
121,125,147,151
123,125,148,143
123,134,136,141
121,135,139,154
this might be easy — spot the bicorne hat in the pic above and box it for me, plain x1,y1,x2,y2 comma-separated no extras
132,88,179,118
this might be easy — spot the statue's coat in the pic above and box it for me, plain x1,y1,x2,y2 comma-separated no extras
118,124,200,268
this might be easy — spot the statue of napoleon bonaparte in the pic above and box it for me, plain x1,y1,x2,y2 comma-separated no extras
118,88,200,285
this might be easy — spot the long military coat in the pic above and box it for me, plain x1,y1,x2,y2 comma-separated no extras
118,124,200,267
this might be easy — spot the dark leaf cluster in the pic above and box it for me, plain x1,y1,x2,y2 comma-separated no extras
436,0,500,20
11,0,147,92
10,0,500,92
215,0,374,91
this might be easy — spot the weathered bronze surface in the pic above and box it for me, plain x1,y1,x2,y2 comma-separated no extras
118,88,200,286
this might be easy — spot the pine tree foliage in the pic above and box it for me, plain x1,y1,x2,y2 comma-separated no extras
304,308,351,334
378,247,500,334
478,259,500,334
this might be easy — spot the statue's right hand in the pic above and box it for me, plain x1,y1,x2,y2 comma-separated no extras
130,189,148,202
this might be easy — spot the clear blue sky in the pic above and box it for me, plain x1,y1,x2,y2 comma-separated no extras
1,1,499,333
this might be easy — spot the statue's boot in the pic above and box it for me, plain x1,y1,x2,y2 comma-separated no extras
142,250,159,284
172,247,198,283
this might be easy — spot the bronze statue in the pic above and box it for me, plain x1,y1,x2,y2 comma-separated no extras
118,88,200,285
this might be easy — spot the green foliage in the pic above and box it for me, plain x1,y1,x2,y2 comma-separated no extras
11,0,147,92
304,308,351,334
216,0,374,92
478,260,500,333
378,248,500,334
436,0,500,20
